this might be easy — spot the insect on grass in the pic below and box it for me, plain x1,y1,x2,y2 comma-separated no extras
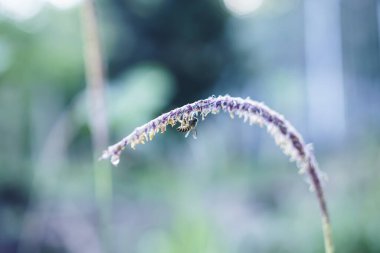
99,95,335,253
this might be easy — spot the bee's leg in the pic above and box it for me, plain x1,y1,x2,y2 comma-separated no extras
185,130,191,138
192,129,197,139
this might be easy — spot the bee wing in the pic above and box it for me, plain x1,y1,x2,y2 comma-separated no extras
185,130,191,138
192,129,197,139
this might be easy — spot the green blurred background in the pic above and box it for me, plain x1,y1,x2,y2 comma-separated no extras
1,0,380,252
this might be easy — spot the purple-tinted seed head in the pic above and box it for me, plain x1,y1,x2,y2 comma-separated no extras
98,94,333,253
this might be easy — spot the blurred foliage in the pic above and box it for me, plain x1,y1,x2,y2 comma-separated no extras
99,0,238,106
0,0,380,253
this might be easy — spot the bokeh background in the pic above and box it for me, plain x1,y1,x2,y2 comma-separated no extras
1,0,380,252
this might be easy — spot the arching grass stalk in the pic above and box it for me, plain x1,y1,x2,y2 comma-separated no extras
99,95,334,253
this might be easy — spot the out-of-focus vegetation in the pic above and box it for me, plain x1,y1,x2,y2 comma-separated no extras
0,0,380,252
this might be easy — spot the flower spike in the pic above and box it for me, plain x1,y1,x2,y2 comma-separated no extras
99,95,334,253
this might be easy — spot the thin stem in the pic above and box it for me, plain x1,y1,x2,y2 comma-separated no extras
308,164,334,253
81,0,112,251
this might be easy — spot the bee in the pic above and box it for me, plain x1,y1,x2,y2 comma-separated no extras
177,117,198,139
